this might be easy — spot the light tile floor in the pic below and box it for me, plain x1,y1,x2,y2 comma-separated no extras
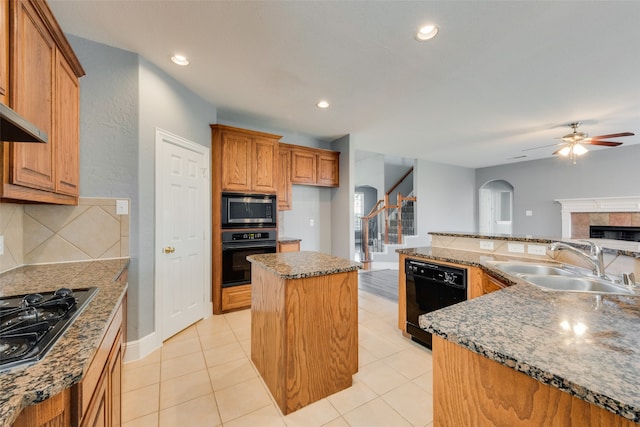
122,290,434,427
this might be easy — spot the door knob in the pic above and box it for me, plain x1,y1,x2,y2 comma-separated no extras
163,246,175,254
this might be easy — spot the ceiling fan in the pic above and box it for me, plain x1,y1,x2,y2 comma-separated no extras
525,122,634,164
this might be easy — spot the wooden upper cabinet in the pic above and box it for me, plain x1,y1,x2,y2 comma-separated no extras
54,51,80,196
0,0,7,104
2,0,84,204
290,145,340,188
212,124,281,194
10,0,56,191
317,151,339,187
277,144,292,210
290,147,316,184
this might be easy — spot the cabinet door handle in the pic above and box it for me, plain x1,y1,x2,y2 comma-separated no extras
163,246,175,254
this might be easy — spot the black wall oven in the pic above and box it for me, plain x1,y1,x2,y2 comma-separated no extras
221,229,277,287
222,193,276,228
405,258,467,348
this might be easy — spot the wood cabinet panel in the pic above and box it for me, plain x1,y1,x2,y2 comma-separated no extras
221,284,252,311
290,145,339,187
433,336,637,427
482,273,507,295
54,52,79,196
277,146,292,210
221,131,252,192
252,137,277,193
10,0,56,191
317,152,339,186
0,0,7,103
277,240,300,252
290,148,316,184
12,387,71,427
2,0,84,204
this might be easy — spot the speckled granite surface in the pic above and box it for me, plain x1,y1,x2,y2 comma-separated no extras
429,231,640,258
247,251,361,279
0,258,129,427
404,247,640,422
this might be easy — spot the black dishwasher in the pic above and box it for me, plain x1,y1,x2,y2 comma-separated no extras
405,258,467,348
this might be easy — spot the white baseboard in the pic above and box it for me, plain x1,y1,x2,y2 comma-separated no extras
123,331,161,363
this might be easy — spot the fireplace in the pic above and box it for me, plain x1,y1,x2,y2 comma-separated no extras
590,225,640,242
555,197,640,239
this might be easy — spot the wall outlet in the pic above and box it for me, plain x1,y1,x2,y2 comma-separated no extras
479,240,494,250
0,235,4,256
528,244,547,255
116,199,129,215
525,210,533,216
507,243,525,253
309,219,315,227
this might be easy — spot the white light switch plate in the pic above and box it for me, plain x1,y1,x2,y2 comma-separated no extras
0,235,4,256
479,240,494,250
116,200,129,215
507,243,525,253
528,244,547,255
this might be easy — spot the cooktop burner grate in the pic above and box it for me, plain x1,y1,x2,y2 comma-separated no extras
0,287,98,372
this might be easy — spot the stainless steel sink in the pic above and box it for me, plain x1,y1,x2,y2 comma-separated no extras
520,274,635,295
485,260,636,295
487,261,576,277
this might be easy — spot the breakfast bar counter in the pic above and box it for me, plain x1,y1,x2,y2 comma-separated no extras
406,247,640,425
247,251,360,414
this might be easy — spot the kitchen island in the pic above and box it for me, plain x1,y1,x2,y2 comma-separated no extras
0,258,129,427
247,251,360,414
402,243,640,426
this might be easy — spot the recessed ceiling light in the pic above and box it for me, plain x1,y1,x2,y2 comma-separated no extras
416,24,439,41
317,100,330,109
171,54,190,66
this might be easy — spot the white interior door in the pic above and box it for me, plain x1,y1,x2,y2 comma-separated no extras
156,128,210,341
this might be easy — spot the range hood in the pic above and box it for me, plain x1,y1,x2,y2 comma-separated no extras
0,103,48,143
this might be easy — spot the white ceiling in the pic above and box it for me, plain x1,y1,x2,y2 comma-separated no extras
48,0,640,168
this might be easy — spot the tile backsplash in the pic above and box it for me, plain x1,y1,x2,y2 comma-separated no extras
0,198,129,273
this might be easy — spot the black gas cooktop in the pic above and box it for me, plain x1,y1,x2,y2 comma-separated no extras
0,287,98,372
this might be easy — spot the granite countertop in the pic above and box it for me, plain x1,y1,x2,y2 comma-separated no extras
403,247,640,422
247,251,361,279
429,231,640,258
0,258,129,427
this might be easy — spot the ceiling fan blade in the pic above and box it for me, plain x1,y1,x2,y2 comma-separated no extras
583,140,623,147
590,132,634,140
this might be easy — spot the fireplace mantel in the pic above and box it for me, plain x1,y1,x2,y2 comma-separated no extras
555,196,640,238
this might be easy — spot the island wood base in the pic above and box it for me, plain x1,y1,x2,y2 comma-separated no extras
250,264,358,415
433,336,638,426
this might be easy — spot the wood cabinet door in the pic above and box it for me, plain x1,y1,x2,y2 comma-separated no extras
0,0,7,103
252,137,277,193
277,147,292,210
54,52,80,196
221,131,252,192
80,372,108,427
108,332,123,427
317,152,339,187
291,148,316,184
10,0,55,191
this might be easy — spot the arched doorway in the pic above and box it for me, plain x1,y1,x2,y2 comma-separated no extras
479,180,514,235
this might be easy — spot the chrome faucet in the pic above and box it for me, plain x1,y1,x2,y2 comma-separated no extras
548,240,607,279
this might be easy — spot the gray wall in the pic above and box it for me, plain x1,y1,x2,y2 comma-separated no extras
69,36,217,341
414,159,476,246
331,135,354,259
476,144,640,237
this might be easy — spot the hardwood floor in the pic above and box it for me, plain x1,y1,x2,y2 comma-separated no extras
358,269,399,302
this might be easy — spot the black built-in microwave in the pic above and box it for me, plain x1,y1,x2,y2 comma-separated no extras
221,193,277,228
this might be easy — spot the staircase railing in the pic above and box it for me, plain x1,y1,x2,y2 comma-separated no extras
359,191,416,265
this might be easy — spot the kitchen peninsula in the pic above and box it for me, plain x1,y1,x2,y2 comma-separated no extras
0,259,129,427
247,251,360,414
399,232,640,426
